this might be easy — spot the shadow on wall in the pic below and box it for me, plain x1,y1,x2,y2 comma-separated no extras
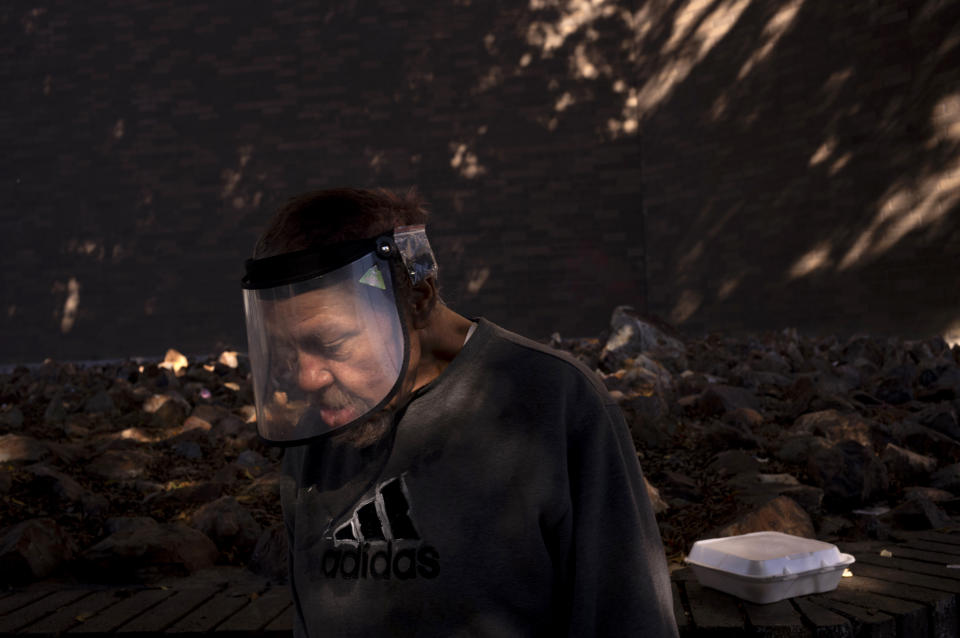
3,0,958,364
627,0,960,341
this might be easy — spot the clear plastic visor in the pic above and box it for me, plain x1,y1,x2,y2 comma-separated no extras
242,253,405,444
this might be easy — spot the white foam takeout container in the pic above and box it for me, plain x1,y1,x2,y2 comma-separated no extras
684,531,855,604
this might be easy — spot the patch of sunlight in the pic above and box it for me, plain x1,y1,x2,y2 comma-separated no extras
823,68,853,97
944,320,960,348
473,66,503,94
466,266,491,294
525,0,617,56
717,276,742,301
449,142,487,179
809,137,836,166
66,238,103,260
555,91,575,111
670,289,702,324
7,305,16,318
220,145,253,199
838,92,960,270
367,149,385,173
113,119,125,139
571,42,604,79
43,74,51,95
736,0,804,80
635,0,752,120
663,0,717,55
677,240,704,273
829,152,852,176
788,241,833,279
60,277,80,334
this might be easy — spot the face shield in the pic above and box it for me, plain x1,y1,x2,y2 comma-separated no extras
241,226,437,446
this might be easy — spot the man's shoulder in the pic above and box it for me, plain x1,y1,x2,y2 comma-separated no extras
477,319,611,400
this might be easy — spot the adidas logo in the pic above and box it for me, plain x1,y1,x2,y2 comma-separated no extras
322,475,440,580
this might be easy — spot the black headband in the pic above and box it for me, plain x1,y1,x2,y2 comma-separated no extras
241,236,395,290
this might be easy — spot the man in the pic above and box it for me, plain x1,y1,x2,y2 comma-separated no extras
241,188,678,636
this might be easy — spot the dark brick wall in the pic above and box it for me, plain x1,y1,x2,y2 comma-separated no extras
1,0,645,363
641,0,960,341
2,1,958,364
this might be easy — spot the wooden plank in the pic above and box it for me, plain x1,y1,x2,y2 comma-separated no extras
683,580,745,637
849,561,960,595
839,574,958,638
166,583,265,634
888,545,960,565
825,589,928,637
854,552,960,582
0,590,91,633
742,599,810,637
909,531,960,546
790,598,853,638
114,585,220,633
902,539,960,558
17,588,120,635
68,588,175,634
808,597,896,638
0,586,57,617
216,587,292,633
263,604,293,633
671,581,692,637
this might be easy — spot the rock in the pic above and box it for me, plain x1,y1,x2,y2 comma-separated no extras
696,384,760,417
790,409,885,451
83,390,115,414
807,440,889,510
0,406,24,429
0,434,49,464
78,520,217,582
722,407,764,429
172,441,203,460
218,351,240,369
917,407,960,441
190,497,262,558
236,450,270,476
931,463,960,494
881,443,937,484
247,524,288,583
891,421,960,464
716,496,815,539
43,393,67,425
776,435,831,465
599,306,686,371
86,450,153,481
150,401,187,429
26,464,109,517
706,450,760,476
105,516,159,535
0,518,77,583
903,486,956,502
884,498,952,530
702,420,761,450
159,349,189,376
143,481,225,509
643,476,668,514
238,473,295,502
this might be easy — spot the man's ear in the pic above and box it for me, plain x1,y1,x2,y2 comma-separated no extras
409,276,438,330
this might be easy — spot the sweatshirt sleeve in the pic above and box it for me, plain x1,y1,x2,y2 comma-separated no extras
564,396,679,638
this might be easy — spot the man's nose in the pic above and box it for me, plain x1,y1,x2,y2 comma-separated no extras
297,353,335,391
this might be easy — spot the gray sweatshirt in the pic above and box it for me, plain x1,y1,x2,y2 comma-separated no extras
282,318,678,637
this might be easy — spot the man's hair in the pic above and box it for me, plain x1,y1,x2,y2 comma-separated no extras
253,187,435,306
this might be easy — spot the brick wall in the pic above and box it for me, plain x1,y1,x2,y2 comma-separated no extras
1,1,957,364
641,0,960,341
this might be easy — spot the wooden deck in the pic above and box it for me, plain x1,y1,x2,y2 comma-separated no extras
1,530,959,636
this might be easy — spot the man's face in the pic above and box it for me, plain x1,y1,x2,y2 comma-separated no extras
263,281,403,431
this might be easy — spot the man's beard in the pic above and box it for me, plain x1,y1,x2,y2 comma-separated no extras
313,383,396,449
332,408,395,448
